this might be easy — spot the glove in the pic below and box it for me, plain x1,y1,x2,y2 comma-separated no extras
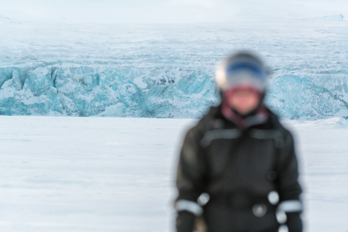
286,212,303,232
176,211,195,232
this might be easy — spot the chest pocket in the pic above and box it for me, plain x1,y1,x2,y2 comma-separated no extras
200,129,240,147
249,129,285,149
248,129,284,175
200,129,241,177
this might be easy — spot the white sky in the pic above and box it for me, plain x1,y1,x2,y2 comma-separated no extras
0,0,347,23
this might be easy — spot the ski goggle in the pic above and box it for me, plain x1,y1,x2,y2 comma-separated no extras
226,62,266,80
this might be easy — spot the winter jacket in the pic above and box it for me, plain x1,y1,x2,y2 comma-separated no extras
175,106,303,232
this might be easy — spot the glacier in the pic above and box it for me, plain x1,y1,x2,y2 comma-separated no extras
0,65,217,117
0,21,348,119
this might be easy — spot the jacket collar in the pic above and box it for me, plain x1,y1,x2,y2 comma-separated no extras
221,101,269,129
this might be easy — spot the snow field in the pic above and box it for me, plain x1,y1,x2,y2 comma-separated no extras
0,116,347,232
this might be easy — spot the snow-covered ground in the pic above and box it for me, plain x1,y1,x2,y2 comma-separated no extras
0,116,347,232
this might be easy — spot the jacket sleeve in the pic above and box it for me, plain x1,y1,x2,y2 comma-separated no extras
276,131,303,232
175,128,207,232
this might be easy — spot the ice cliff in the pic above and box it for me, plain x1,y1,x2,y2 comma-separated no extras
0,65,217,117
1,22,348,119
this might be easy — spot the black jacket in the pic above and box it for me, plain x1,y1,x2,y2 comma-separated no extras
175,106,303,232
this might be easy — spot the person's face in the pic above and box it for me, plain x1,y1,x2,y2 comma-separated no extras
227,89,260,115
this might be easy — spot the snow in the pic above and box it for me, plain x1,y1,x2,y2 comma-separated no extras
308,14,345,21
1,0,347,24
1,21,348,119
0,116,347,232
0,15,22,24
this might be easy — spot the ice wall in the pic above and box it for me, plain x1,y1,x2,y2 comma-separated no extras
0,22,348,119
0,64,217,117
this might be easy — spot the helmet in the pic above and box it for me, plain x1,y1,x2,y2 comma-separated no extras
215,51,270,93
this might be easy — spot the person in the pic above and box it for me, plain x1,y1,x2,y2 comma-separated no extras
174,51,303,232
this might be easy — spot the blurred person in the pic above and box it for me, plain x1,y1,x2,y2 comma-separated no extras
174,51,303,232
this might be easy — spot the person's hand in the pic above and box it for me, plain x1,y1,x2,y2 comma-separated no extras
176,211,195,232
286,212,303,232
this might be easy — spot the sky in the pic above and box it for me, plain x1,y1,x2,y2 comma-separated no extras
0,0,347,24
